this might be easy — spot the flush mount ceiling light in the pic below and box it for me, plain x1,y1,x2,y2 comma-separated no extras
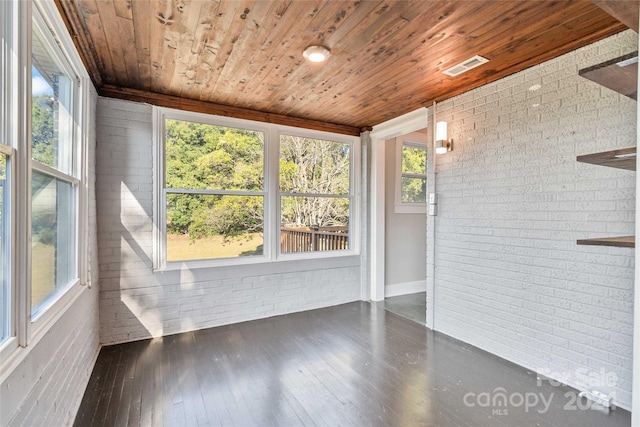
303,45,331,63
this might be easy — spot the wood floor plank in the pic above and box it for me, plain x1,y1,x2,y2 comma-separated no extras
112,342,137,426
75,302,631,427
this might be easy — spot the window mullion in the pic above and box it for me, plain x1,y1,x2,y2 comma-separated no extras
279,192,350,199
31,160,79,184
165,188,265,197
14,0,32,348
0,145,14,156
401,172,427,180
266,126,279,261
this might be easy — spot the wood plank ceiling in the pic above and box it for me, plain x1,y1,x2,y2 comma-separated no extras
56,0,628,135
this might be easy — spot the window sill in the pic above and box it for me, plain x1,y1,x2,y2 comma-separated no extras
394,204,426,214
154,252,361,282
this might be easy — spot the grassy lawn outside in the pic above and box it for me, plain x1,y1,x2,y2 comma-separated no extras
167,233,263,261
32,242,54,309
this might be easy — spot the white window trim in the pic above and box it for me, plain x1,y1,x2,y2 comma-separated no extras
153,107,360,271
29,0,86,321
394,133,428,214
276,126,360,259
0,0,92,379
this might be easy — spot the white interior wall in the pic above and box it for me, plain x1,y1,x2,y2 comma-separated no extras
430,30,637,409
370,108,430,301
384,135,427,296
96,98,362,345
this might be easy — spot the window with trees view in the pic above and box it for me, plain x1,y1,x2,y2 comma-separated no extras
1,0,90,362
279,135,350,253
30,11,80,315
400,143,427,203
157,110,358,267
164,119,265,262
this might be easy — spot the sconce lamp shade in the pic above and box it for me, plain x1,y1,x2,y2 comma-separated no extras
435,121,452,154
436,121,448,141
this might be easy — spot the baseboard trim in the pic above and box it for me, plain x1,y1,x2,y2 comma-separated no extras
385,280,426,298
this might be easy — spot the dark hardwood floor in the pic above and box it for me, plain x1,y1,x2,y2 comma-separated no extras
377,292,427,324
75,302,631,427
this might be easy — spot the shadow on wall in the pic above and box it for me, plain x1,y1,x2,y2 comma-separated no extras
97,176,156,343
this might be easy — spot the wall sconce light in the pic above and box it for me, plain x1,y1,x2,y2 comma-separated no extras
435,121,453,154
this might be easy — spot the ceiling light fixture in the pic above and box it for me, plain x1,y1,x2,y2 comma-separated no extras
303,45,331,63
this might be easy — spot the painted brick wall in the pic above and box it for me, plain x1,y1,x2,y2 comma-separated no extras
96,98,362,345
431,31,637,409
1,90,100,426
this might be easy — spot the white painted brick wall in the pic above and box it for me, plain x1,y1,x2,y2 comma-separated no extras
1,89,100,426
2,290,100,426
431,31,637,409
96,98,361,345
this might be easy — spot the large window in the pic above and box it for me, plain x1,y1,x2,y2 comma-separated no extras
279,135,351,253
30,11,79,315
156,110,359,268
1,0,90,363
163,119,265,262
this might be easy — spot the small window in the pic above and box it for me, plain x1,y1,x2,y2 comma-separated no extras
394,134,428,214
163,119,265,262
401,143,427,203
279,135,351,254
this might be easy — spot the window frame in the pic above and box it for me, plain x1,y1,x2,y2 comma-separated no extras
0,0,18,353
394,135,428,214
0,144,15,348
153,107,360,271
154,110,271,270
277,132,357,259
0,0,91,380
29,1,83,321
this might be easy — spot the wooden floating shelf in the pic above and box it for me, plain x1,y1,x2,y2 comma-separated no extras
576,147,636,171
579,51,638,100
577,236,635,248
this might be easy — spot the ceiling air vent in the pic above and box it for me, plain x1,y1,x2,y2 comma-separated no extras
443,55,489,77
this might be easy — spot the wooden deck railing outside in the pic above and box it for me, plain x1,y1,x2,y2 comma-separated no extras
281,226,348,253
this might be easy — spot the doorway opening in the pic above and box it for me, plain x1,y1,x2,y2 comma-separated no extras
378,129,427,324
